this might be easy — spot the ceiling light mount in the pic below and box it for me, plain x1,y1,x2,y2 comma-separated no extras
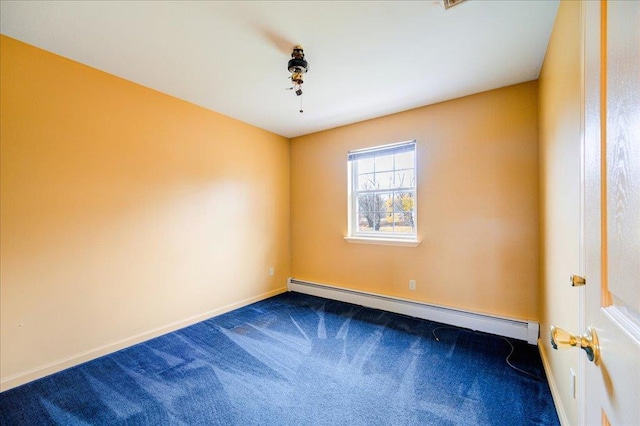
286,45,309,113
442,0,468,10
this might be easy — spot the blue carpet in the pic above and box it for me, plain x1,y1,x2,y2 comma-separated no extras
0,292,559,425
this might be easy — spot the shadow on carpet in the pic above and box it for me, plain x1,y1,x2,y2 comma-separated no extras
0,292,559,425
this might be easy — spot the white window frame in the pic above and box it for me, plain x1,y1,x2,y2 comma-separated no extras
346,140,420,247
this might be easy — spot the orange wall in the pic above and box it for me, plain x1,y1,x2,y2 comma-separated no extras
291,82,540,321
537,1,583,424
0,35,290,390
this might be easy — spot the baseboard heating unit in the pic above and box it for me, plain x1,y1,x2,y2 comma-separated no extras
287,278,539,345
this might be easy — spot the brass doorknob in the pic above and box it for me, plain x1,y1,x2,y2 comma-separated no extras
550,326,600,364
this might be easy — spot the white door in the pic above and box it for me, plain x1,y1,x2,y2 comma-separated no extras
583,0,640,424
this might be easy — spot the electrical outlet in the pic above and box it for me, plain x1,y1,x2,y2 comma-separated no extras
409,279,416,290
569,368,576,399
269,267,274,276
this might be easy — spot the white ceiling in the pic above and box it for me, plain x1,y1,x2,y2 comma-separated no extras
0,0,558,138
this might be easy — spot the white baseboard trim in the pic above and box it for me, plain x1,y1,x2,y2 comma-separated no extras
288,278,539,344
0,286,288,392
538,339,569,426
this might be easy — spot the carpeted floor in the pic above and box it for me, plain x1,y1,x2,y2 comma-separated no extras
0,292,559,425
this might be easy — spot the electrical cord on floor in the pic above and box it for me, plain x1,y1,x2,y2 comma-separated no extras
432,326,541,381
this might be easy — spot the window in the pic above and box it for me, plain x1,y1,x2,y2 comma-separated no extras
347,140,418,245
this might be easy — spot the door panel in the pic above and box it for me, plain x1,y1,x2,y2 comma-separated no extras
584,1,640,425
605,0,640,316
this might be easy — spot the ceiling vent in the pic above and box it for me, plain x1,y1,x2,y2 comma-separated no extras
442,0,468,10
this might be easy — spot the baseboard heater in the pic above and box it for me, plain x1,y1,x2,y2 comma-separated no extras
287,278,539,345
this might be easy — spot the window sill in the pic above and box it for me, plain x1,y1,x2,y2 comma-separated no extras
344,236,421,247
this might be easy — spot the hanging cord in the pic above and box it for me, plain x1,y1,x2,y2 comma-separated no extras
432,326,541,380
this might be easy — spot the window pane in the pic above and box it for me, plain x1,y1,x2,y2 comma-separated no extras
393,191,414,213
357,157,374,174
394,151,414,169
374,154,394,172
357,193,394,232
375,171,394,189
378,214,395,232
358,173,376,190
357,212,373,232
375,193,392,212
357,194,376,214
358,211,386,232
392,191,415,232
357,194,388,215
393,211,415,233
393,170,415,189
